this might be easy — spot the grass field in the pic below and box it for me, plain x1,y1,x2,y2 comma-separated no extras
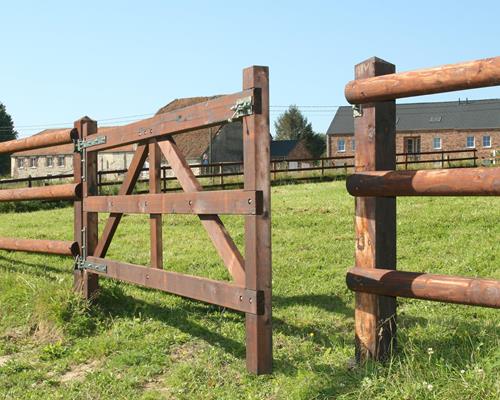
0,180,499,399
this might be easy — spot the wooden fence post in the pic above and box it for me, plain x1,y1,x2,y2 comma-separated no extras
353,58,397,363
73,116,99,299
243,66,272,374
149,140,163,268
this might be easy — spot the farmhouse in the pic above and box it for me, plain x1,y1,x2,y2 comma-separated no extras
11,97,312,178
326,98,500,164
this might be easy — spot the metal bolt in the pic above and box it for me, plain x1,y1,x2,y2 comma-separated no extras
248,198,252,204
239,296,243,302
188,200,193,206
249,297,253,304
146,274,150,279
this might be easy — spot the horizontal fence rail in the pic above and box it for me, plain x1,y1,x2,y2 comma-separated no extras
347,167,500,196
0,237,78,256
346,267,500,309
0,129,77,154
345,56,500,104
0,183,81,202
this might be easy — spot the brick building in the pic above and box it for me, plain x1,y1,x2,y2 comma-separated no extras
326,99,500,164
11,97,312,178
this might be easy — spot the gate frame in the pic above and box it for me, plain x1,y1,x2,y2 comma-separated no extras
73,66,272,374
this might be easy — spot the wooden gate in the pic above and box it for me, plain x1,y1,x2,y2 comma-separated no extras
344,56,500,363
73,66,272,374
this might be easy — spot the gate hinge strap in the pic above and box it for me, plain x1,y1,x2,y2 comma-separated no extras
76,136,106,152
75,255,107,273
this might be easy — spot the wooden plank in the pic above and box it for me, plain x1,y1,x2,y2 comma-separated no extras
73,117,99,298
92,144,148,258
149,140,163,269
0,183,81,202
345,56,500,104
347,267,500,309
243,66,272,374
84,90,255,152
0,128,76,154
86,256,264,314
353,58,397,363
0,238,78,256
347,168,500,197
83,190,262,215
157,138,246,284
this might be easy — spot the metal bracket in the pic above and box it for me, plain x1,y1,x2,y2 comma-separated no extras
75,256,107,273
76,136,106,152
352,104,363,118
228,96,253,122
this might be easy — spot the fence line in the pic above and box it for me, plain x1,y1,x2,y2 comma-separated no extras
1,148,482,191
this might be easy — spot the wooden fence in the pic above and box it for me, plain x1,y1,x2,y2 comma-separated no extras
344,56,500,363
0,66,272,374
1,148,481,192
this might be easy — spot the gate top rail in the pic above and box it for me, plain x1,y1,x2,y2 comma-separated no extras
0,128,78,155
345,56,500,104
82,89,257,152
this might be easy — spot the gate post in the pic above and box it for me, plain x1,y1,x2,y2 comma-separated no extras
353,58,397,362
73,116,99,299
243,66,272,374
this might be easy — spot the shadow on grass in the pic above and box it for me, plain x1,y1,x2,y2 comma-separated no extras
0,253,68,281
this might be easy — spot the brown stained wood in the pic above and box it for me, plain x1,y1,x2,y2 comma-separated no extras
0,128,77,154
347,268,500,309
347,168,500,197
74,117,99,298
86,256,264,314
149,140,163,269
92,144,149,258
83,190,262,215
73,120,83,292
0,238,78,256
353,58,397,363
345,56,500,104
243,66,272,374
157,138,246,285
84,90,255,152
0,183,81,202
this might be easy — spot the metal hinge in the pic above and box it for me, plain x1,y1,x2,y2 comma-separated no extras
75,136,106,152
228,96,253,122
352,104,363,118
75,255,107,273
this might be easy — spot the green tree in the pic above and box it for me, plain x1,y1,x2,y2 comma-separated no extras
0,103,18,175
274,105,325,158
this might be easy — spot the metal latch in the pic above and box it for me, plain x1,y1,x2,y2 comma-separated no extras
352,104,363,118
228,96,253,122
75,256,107,273
76,136,107,152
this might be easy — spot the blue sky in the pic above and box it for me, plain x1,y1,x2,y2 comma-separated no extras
1,0,500,138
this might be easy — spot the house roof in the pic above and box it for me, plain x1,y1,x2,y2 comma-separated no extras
327,98,500,136
270,140,299,158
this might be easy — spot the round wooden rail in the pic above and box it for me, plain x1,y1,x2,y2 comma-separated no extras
345,56,500,104
0,129,77,154
346,168,500,196
0,238,79,256
0,183,81,202
346,267,500,309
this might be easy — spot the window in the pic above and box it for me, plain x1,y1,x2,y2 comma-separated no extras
337,138,346,153
466,136,475,148
46,156,53,167
29,157,37,168
17,158,24,169
429,116,442,123
351,139,356,151
58,155,65,167
433,137,442,150
483,135,491,148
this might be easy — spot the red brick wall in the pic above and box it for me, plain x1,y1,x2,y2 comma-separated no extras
328,129,500,162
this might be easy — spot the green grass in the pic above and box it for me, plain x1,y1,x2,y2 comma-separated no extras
0,181,499,399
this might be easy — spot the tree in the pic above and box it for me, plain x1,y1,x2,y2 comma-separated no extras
274,105,325,158
0,103,18,175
